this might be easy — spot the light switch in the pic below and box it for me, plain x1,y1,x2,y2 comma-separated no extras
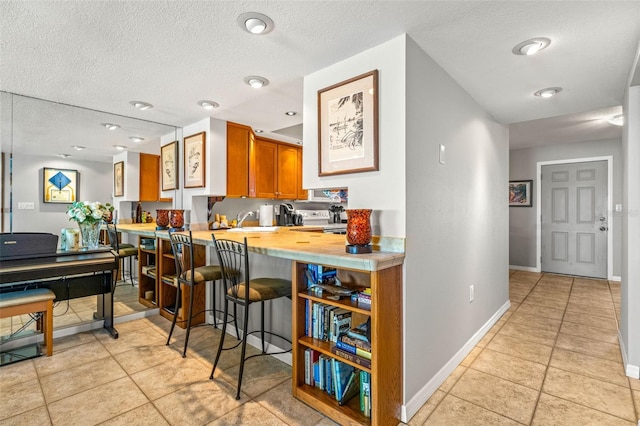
18,202,35,210
439,144,446,164
615,204,622,213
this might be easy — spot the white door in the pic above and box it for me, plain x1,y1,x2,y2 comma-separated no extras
541,161,608,278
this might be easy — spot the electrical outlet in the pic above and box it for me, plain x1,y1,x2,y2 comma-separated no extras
18,202,35,210
469,285,474,303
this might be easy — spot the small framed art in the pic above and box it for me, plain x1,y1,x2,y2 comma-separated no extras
113,161,124,197
509,180,533,207
43,167,78,203
184,132,206,188
161,141,178,191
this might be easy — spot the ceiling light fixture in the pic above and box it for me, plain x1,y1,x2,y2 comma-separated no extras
285,111,296,116
130,101,153,110
129,136,145,143
607,114,624,126
534,87,562,98
237,12,274,35
512,37,551,56
72,145,86,150
113,145,127,151
59,153,71,158
102,123,120,130
198,100,220,110
254,129,264,133
244,76,269,88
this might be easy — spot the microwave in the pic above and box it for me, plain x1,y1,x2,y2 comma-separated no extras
305,188,348,203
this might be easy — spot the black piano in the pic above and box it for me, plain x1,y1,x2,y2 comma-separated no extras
0,232,120,339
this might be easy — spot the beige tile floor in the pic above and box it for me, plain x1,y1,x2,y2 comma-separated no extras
1,271,639,425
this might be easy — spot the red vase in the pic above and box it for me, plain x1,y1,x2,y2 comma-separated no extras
346,209,372,246
169,209,184,229
156,209,170,228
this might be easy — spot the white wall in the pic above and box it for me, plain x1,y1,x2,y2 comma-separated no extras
620,84,640,377
404,36,509,405
4,154,112,236
303,36,406,238
303,34,509,419
509,139,623,276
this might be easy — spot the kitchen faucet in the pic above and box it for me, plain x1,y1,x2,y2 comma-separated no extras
236,210,254,228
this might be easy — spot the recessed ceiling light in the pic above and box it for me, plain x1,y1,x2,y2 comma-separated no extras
254,129,264,133
59,153,71,158
72,145,86,150
129,136,145,143
198,100,220,110
244,76,269,88
607,114,624,126
113,145,127,150
102,123,120,130
512,37,551,56
534,87,562,98
285,111,296,116
237,12,274,35
130,101,153,110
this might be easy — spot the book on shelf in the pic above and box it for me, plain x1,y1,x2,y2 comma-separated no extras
339,368,361,406
330,308,352,343
360,371,371,417
338,333,372,352
141,265,156,275
335,340,371,360
332,347,372,369
161,274,178,286
304,348,320,386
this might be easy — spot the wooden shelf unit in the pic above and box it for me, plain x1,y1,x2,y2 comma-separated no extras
137,236,158,308
157,238,207,328
291,261,403,426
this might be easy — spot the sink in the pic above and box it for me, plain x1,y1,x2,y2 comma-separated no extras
226,226,280,233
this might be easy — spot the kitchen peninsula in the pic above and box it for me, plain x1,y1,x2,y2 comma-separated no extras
116,223,404,426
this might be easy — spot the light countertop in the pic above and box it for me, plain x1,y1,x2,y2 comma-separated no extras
114,224,404,272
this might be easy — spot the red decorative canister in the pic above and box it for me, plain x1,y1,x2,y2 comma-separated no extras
169,209,185,229
346,209,372,246
156,209,170,228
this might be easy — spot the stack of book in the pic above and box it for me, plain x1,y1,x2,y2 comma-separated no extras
307,264,337,285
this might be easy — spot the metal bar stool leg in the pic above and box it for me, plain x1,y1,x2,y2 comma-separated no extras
166,282,181,346
236,302,251,400
210,298,229,380
182,284,195,358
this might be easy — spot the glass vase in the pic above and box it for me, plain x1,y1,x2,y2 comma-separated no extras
78,220,101,250
346,209,372,246
156,209,170,228
169,209,185,229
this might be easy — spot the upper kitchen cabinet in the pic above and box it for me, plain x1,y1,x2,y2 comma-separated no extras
226,122,304,200
226,122,253,198
139,153,161,202
252,136,301,199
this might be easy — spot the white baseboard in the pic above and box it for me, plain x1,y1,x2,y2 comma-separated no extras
508,265,539,273
619,330,640,379
610,275,621,282
401,300,511,423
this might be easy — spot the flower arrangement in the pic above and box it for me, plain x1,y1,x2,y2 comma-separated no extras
67,201,114,224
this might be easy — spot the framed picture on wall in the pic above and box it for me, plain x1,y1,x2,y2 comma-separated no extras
318,70,379,176
184,132,205,188
509,179,533,207
161,141,178,191
113,161,124,197
43,167,79,203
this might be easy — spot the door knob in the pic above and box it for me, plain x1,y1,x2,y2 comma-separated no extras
600,226,608,231
599,217,606,221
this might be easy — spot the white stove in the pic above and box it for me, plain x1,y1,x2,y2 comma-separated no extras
296,209,347,234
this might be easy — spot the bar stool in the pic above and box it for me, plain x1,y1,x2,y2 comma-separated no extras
167,230,237,357
209,234,292,400
106,223,137,286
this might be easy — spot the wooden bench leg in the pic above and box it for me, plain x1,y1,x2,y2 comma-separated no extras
44,299,53,356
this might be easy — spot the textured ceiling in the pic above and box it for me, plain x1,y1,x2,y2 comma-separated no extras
1,1,639,161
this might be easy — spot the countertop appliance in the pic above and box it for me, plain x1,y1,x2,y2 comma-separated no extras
277,203,295,226
297,209,347,234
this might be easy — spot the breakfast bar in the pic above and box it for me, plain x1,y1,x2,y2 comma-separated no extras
115,223,405,426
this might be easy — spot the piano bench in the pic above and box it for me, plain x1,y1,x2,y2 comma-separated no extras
0,289,56,356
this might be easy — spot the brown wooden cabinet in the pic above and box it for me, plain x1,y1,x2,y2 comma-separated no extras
139,153,160,202
137,236,158,308
226,122,305,199
292,262,403,426
227,122,253,198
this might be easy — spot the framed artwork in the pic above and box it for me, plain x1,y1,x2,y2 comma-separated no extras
113,161,124,197
509,179,533,207
318,69,379,176
161,141,179,191
184,132,206,188
43,167,78,203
